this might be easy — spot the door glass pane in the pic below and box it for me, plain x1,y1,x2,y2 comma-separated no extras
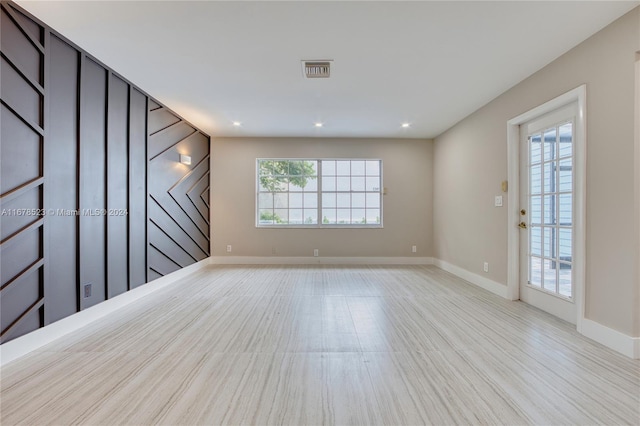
530,134,542,164
530,227,542,256
530,164,542,195
543,259,557,292
543,161,556,193
543,195,555,225
558,158,572,192
558,194,572,226
559,263,572,297
530,196,542,225
558,122,572,158
527,119,574,299
530,256,542,287
543,128,556,161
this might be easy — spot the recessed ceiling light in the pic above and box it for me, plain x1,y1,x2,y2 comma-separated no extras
314,122,323,128
401,122,411,128
232,121,242,126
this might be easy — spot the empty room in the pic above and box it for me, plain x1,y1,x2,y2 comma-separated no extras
1,1,639,425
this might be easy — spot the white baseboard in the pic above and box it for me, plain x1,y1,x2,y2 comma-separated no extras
0,258,211,367
209,256,434,265
580,318,640,359
431,258,508,298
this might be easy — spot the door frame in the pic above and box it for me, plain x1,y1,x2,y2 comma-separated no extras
506,85,587,332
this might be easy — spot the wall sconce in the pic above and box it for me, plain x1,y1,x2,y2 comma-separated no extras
179,154,191,165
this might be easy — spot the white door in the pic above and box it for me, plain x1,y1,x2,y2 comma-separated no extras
519,103,578,324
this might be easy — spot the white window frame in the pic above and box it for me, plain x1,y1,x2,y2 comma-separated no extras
256,158,383,228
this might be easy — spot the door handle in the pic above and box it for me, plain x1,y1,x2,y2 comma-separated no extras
518,222,527,229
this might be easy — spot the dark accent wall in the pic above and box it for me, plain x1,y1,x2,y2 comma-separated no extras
0,1,210,343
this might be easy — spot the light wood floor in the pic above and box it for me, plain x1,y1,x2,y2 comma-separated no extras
1,265,638,425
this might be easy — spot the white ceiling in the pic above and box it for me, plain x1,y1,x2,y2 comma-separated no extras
17,1,639,139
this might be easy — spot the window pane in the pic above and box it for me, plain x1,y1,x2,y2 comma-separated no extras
258,158,382,227
259,209,275,224
258,193,273,209
304,193,317,208
322,209,336,224
259,176,277,192
337,177,350,191
289,193,302,208
366,161,380,176
289,181,303,192
352,209,366,224
323,176,336,191
337,209,350,224
304,209,317,224
558,158,572,192
351,176,365,191
366,209,380,224
322,193,336,208
337,193,350,208
274,193,288,208
304,178,317,192
322,160,335,176
352,193,365,208
366,193,380,208
530,134,542,164
351,161,365,175
336,161,350,175
558,122,572,158
274,209,288,223
366,177,380,192
289,209,303,224
543,128,556,161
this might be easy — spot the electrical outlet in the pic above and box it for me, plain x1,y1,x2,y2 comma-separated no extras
313,249,319,257
412,245,417,253
494,196,503,207
226,245,232,253
83,283,92,298
483,262,489,273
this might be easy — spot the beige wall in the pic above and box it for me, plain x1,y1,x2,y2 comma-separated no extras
434,8,640,336
211,138,433,258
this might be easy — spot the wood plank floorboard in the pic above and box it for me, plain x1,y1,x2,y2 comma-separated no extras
1,265,638,425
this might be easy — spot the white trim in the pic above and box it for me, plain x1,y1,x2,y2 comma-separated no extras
0,258,211,367
634,54,640,345
581,319,640,359
431,258,509,298
506,85,587,330
210,256,433,265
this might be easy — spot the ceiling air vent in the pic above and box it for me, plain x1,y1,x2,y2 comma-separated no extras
302,60,332,79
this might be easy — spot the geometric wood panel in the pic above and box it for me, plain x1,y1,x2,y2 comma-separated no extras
148,105,210,279
0,2,44,343
0,0,210,344
46,33,79,323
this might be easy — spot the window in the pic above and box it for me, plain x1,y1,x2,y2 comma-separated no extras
257,159,382,227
